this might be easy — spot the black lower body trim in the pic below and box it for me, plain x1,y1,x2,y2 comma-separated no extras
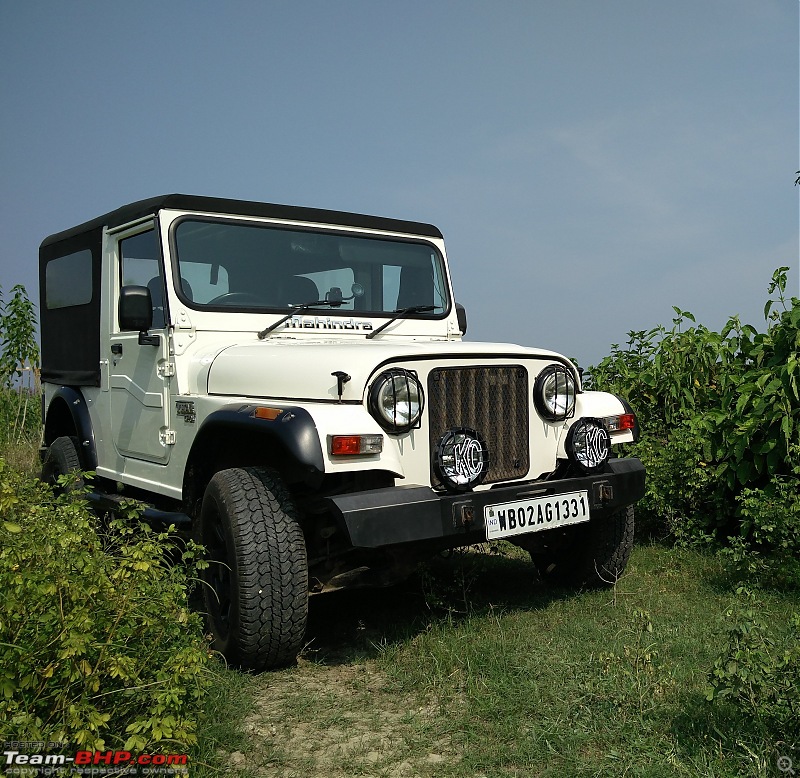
86,492,192,527
328,458,645,549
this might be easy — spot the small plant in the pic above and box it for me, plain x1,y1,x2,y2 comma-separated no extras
0,284,40,447
708,588,800,739
420,546,485,617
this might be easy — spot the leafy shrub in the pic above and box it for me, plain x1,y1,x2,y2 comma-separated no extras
696,268,799,494
587,267,800,567
708,589,800,738
627,427,726,540
721,465,800,590
0,458,213,750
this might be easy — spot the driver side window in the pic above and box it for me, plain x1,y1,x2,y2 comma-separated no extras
120,229,166,329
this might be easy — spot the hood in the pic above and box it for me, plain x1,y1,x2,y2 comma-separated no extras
205,339,568,403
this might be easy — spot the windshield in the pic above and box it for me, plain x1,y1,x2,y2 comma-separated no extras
172,218,449,316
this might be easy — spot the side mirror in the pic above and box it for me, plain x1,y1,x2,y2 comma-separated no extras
119,286,158,345
455,303,468,336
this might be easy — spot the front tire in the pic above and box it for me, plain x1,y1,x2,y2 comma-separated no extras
531,506,635,588
199,467,308,670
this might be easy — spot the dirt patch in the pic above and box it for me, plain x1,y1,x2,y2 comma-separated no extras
228,659,460,777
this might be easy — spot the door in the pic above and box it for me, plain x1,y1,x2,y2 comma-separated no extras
109,227,173,463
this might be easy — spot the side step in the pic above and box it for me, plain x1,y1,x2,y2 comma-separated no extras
86,492,192,528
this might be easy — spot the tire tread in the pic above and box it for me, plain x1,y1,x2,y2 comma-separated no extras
200,467,308,670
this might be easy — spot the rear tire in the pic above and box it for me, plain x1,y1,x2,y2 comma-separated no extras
40,436,84,492
199,467,308,671
532,506,635,588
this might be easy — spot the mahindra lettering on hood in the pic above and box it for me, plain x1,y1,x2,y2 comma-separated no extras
39,194,645,671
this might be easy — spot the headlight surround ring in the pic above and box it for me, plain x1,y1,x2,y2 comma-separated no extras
534,364,576,422
565,417,611,473
368,368,424,433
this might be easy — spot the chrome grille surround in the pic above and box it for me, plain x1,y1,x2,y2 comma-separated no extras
427,365,529,488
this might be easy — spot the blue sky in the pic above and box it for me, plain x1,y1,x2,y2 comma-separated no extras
1,1,797,367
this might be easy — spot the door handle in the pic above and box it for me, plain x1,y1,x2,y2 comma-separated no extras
111,344,123,356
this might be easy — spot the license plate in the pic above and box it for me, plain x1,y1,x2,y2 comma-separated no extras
484,490,590,540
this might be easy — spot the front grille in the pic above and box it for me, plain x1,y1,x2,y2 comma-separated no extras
427,365,529,487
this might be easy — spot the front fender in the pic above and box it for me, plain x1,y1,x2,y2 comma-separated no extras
192,404,325,475
298,402,406,479
559,391,638,453
574,390,628,420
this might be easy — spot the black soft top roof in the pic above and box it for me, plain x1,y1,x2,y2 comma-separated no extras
40,194,443,248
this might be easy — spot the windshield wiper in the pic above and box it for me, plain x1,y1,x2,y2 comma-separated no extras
365,305,437,340
258,299,342,339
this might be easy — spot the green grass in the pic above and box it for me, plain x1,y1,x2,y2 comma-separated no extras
199,543,798,778
0,386,41,471
191,665,259,775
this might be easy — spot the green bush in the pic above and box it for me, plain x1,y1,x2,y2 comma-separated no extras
721,466,800,590
0,458,213,750
587,267,800,573
627,426,726,541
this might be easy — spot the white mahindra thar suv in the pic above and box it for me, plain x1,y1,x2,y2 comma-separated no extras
38,195,645,670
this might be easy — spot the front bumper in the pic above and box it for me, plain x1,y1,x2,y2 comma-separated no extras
328,457,646,549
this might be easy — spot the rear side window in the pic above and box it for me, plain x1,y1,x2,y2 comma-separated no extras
45,250,93,309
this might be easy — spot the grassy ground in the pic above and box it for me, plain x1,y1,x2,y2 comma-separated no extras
194,543,798,778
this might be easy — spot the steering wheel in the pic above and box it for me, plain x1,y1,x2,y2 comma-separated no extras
208,292,261,305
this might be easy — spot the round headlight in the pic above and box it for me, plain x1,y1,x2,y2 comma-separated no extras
565,417,611,473
534,364,576,422
368,369,424,433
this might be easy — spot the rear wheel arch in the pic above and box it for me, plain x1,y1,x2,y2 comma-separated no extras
42,387,97,470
